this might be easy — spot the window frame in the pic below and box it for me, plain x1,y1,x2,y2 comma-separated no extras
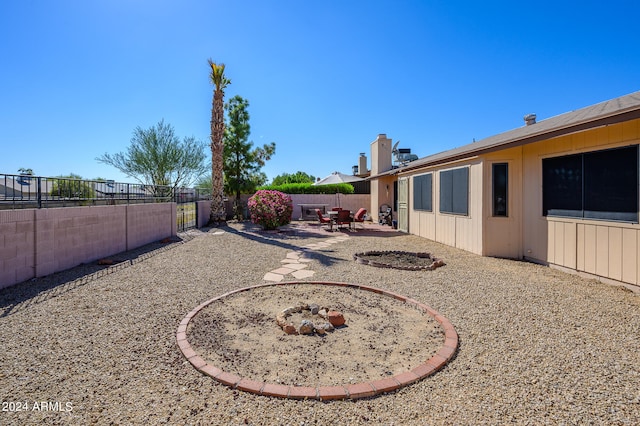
542,145,639,223
413,173,433,212
492,163,508,217
439,167,469,216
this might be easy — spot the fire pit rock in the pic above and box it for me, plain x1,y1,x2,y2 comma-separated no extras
353,250,445,271
276,303,342,335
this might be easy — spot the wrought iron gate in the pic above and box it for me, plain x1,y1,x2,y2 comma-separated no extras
177,202,197,232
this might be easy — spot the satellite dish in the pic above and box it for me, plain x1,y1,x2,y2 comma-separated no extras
392,141,400,154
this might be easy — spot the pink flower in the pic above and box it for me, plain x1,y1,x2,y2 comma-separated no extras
247,190,293,230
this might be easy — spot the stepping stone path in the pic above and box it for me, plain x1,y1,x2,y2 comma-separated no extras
263,234,350,282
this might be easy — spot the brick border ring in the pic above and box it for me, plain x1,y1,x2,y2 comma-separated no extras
353,250,445,271
176,281,458,400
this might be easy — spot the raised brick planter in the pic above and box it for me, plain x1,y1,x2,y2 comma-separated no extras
176,281,458,400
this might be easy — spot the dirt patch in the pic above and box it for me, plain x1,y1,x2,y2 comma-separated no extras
187,283,444,387
354,251,445,271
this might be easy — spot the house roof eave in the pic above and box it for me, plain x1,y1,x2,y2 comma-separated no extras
394,91,640,174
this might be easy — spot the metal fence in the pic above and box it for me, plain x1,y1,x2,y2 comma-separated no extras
0,173,211,210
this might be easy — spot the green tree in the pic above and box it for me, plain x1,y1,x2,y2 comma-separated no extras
96,119,208,198
195,175,212,192
208,58,231,224
271,171,316,186
50,173,95,199
223,95,275,219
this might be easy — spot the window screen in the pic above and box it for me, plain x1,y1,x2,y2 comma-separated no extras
492,163,508,217
413,174,432,211
440,167,469,215
543,145,638,222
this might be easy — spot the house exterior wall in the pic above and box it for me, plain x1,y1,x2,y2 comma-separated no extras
481,147,524,258
399,118,640,287
0,203,176,289
370,175,396,223
403,159,484,254
521,118,640,286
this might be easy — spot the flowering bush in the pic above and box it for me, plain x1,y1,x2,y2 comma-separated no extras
247,190,293,230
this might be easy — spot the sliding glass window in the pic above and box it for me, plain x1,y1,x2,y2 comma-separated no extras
542,145,638,222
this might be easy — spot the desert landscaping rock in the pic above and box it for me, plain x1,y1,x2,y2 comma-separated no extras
299,320,314,335
1,221,639,424
275,302,347,336
327,310,346,326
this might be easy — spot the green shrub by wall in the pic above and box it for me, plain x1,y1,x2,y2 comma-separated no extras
258,183,354,194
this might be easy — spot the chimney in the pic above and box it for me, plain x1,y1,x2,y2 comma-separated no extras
358,153,367,175
524,113,537,126
371,134,392,175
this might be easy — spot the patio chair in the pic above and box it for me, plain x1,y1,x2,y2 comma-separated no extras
379,204,392,226
315,208,332,231
352,208,367,229
335,209,353,230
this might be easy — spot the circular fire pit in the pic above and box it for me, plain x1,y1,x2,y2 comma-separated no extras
276,303,345,335
354,250,445,271
176,282,457,400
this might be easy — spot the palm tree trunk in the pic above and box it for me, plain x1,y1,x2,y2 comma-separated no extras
210,88,226,223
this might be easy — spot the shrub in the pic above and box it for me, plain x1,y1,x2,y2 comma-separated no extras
258,182,354,194
247,190,293,230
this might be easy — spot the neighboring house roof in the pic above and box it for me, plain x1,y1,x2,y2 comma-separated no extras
0,184,20,197
93,182,151,196
0,176,55,196
373,90,640,178
314,171,365,185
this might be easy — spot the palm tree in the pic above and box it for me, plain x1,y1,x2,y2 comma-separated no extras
208,58,231,224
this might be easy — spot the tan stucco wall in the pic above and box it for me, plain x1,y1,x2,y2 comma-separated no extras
370,134,393,176
370,175,396,223
403,159,483,255
121,117,633,291
481,147,523,258
521,118,640,286
384,118,640,288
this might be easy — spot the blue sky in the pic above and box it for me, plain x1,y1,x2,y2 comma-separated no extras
1,0,638,185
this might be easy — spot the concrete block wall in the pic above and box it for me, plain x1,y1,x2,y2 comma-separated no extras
289,194,371,220
0,203,176,289
35,206,128,278
0,195,370,288
197,201,211,228
0,210,36,286
126,203,176,250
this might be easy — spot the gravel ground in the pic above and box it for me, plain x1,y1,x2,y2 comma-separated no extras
1,221,639,425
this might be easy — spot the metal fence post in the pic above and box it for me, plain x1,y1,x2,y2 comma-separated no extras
195,200,199,228
37,177,42,209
